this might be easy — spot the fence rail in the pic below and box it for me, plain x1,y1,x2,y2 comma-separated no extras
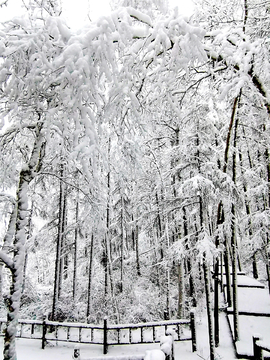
253,335,270,360
0,311,196,354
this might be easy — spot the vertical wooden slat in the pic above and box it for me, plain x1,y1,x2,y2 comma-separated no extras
103,318,108,354
129,327,132,343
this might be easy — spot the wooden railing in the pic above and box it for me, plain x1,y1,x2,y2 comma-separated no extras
0,311,196,354
253,335,270,360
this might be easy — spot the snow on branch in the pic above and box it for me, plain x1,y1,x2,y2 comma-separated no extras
0,193,15,204
126,7,153,28
196,229,218,265
0,250,14,270
204,29,270,114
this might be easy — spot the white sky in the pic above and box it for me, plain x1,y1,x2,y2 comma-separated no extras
0,0,194,29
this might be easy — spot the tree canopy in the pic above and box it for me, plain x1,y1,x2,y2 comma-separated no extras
0,0,269,359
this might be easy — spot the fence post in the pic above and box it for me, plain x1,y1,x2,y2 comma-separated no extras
73,346,80,359
253,334,263,360
41,315,47,350
103,317,108,355
190,310,197,352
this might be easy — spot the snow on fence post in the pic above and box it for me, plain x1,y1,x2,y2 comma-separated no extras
190,310,197,352
253,334,263,360
41,315,47,350
103,317,108,355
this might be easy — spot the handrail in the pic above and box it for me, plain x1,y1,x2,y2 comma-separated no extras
253,335,270,360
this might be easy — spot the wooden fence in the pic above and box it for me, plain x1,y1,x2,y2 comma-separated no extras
253,335,270,360
0,311,196,354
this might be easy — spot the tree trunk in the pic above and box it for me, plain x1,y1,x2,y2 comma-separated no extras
120,197,124,293
86,234,94,321
231,204,239,341
183,207,196,307
224,236,232,307
0,264,2,300
22,202,34,293
59,187,68,288
266,261,270,295
51,163,65,321
231,94,240,341
135,224,141,276
3,121,45,360
214,201,224,347
252,253,258,280
239,144,258,279
105,137,111,296
73,199,79,301
203,257,215,360
177,261,185,318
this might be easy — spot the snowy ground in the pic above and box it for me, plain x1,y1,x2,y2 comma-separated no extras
227,284,270,358
1,274,269,360
0,310,237,360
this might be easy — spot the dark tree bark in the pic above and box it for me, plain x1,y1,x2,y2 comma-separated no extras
203,257,215,360
86,234,94,321
230,92,241,341
135,223,141,276
59,187,68,285
51,163,66,321
213,93,241,345
183,207,196,307
73,199,79,301
177,260,185,318
231,203,239,341
239,144,258,279
224,236,232,307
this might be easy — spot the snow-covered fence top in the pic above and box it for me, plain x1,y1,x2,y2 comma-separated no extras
0,312,196,355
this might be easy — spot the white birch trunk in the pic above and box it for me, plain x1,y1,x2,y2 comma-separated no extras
2,122,45,360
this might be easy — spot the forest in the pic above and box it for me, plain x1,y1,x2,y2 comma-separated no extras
0,0,269,359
